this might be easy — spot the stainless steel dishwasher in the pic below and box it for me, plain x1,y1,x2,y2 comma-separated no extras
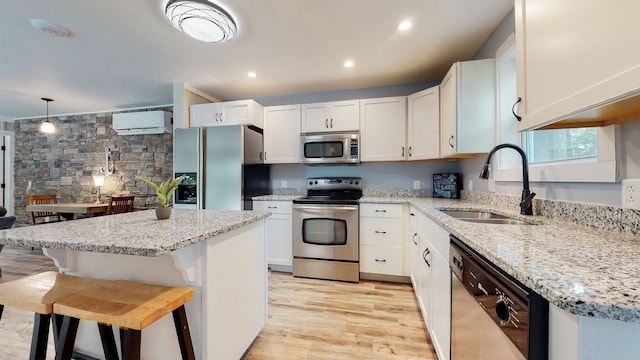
450,235,548,359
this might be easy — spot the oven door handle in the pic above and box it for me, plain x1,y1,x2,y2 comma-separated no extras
293,204,358,212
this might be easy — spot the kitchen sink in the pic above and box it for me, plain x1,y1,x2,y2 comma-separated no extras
440,209,534,225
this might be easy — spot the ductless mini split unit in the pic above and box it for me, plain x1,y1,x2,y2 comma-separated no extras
112,110,172,135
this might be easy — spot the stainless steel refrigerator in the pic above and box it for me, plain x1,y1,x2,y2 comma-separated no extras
173,126,271,210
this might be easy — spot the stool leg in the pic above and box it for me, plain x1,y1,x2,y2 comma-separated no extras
0,304,4,320
98,323,120,360
172,305,195,360
29,313,51,360
55,316,80,360
120,328,142,360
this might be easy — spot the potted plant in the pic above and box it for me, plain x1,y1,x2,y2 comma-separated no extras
138,175,184,220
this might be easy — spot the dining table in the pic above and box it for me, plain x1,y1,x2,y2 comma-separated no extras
26,202,109,220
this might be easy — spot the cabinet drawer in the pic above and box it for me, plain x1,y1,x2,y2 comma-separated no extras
360,245,403,276
360,204,403,218
359,218,403,247
254,201,292,214
418,212,450,257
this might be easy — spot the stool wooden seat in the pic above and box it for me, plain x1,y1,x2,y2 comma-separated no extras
0,271,108,360
53,279,195,360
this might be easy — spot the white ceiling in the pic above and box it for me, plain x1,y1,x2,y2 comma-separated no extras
1,0,513,119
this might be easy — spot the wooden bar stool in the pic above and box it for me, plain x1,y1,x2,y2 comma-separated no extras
0,271,108,360
53,279,195,360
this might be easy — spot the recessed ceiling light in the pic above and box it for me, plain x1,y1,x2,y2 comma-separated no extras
344,60,354,68
398,20,412,31
30,19,71,37
247,72,257,78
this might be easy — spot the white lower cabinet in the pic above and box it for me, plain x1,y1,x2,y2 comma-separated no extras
253,200,293,270
412,210,451,360
359,203,405,276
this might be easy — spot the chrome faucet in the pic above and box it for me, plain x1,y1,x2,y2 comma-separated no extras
479,144,536,215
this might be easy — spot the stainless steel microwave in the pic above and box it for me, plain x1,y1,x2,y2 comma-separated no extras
299,132,359,165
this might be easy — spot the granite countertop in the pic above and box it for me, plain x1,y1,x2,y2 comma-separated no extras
0,209,270,257
361,196,640,324
253,194,302,201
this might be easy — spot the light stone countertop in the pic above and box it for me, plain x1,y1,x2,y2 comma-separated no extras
0,209,270,257
253,194,302,201
260,195,640,323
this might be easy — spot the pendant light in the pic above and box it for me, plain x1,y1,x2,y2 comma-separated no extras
40,97,55,133
165,0,237,43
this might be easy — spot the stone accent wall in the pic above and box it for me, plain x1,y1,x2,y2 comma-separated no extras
15,107,173,225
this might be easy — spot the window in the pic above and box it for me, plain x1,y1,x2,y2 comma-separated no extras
525,127,597,164
493,35,619,183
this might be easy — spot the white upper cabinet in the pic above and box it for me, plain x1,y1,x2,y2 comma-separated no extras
301,100,359,133
359,97,407,162
440,59,496,158
407,86,440,161
263,105,301,164
190,99,264,128
515,0,640,130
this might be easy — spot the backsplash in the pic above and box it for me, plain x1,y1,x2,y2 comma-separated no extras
463,191,640,235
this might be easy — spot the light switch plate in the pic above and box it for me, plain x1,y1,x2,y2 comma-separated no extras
281,180,287,188
622,179,640,209
413,180,420,190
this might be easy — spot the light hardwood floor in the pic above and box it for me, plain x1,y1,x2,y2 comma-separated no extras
0,246,436,359
242,272,436,360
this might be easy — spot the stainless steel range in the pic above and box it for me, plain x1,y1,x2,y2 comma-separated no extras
292,177,362,282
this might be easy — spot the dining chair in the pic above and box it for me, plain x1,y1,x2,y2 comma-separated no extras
107,195,135,215
0,215,17,277
27,195,61,225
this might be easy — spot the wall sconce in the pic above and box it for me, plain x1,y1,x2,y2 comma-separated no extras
101,147,114,176
93,175,105,204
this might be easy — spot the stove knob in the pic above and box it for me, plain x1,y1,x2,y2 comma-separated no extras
309,181,313,186
355,181,359,185
495,295,511,325
314,180,318,185
348,179,353,184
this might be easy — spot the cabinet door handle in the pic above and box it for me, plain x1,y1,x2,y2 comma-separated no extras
325,119,329,128
410,212,415,216
259,152,263,161
423,248,431,267
267,206,278,209
215,113,219,122
375,209,387,213
374,230,387,234
408,146,412,157
264,151,267,160
449,135,454,149
401,146,405,157
220,113,223,122
412,233,418,245
374,259,387,263
512,97,522,121
330,118,333,128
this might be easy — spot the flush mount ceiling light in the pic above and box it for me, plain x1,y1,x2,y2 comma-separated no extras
165,0,237,43
40,97,55,134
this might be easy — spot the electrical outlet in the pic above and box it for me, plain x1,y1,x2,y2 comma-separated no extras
413,180,420,190
281,180,287,188
622,179,640,209
488,179,496,193
467,180,473,192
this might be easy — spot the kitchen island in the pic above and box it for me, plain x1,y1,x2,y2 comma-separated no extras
0,209,270,360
